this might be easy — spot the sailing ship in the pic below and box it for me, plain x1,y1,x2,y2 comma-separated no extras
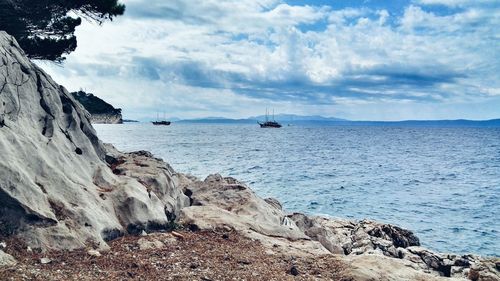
152,113,171,126
152,120,171,125
258,108,282,128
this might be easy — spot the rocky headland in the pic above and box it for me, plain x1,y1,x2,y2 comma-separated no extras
71,90,123,124
0,31,498,280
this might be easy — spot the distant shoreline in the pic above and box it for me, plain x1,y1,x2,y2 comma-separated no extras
117,118,500,127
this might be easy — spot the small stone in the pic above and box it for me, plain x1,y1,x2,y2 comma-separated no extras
0,250,17,267
290,265,299,276
138,238,164,250
140,230,148,236
0,242,6,249
27,246,32,253
40,258,52,264
87,249,101,257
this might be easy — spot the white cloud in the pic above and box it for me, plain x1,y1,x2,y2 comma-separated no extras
416,0,497,7
37,0,500,120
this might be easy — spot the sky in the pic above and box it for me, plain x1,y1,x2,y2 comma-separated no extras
37,0,500,121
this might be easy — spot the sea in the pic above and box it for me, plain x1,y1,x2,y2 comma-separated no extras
94,123,500,257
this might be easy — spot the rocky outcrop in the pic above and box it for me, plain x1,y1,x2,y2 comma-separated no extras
0,31,187,250
289,214,420,256
71,90,122,124
0,31,498,280
177,174,330,256
177,174,500,281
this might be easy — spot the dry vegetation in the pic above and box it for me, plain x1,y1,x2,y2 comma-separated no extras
1,230,349,281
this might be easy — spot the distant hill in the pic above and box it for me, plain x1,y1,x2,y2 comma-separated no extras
250,114,347,122
177,117,256,124
341,119,500,127
176,115,500,127
71,91,122,124
177,114,347,124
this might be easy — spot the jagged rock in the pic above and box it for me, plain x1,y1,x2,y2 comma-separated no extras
176,174,329,256
104,145,189,222
177,174,307,241
0,250,16,267
0,31,188,250
289,213,421,257
289,213,355,255
290,213,499,279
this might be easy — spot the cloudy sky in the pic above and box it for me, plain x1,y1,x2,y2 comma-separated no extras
38,0,500,121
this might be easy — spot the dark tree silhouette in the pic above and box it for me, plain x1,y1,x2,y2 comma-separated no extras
0,0,125,62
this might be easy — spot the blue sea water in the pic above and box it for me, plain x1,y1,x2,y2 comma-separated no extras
94,123,500,257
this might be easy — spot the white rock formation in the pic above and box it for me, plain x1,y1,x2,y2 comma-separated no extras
177,174,500,281
0,31,188,250
0,31,498,280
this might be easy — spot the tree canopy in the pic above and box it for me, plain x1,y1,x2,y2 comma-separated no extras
0,0,125,61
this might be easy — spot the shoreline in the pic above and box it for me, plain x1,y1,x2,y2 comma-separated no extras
0,31,499,280
92,122,499,258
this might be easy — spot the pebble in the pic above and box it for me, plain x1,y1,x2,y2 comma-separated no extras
40,258,52,264
0,242,6,248
290,265,299,276
88,249,102,257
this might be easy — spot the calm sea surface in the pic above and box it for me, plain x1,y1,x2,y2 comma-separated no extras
94,123,500,257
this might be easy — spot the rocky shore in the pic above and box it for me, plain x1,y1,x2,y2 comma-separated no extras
88,113,123,124
0,31,498,280
71,90,123,124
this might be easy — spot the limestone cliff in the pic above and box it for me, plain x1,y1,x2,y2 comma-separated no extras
0,31,188,250
71,91,123,124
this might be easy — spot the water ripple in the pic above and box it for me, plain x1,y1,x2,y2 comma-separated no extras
95,124,500,257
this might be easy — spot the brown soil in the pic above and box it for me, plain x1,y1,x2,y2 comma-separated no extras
0,230,349,280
